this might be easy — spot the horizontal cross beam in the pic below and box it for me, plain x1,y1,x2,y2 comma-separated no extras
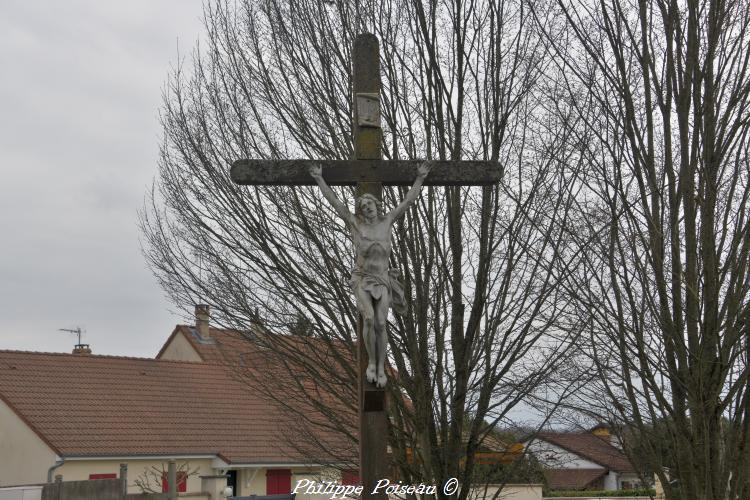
230,159,502,186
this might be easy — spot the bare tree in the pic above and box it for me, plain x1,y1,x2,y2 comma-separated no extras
133,462,199,494
530,0,750,497
140,0,581,497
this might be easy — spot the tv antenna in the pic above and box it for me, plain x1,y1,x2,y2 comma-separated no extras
59,327,85,348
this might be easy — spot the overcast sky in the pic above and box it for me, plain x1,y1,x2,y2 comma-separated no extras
0,1,205,357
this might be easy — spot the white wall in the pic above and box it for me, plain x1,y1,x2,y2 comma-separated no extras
0,486,43,500
157,331,202,361
0,399,58,486
57,458,214,494
617,472,645,489
470,484,543,500
602,471,618,490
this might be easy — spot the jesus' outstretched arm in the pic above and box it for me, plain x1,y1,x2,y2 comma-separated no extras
388,161,432,220
308,163,353,222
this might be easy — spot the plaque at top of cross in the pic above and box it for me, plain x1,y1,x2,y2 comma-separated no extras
230,32,501,499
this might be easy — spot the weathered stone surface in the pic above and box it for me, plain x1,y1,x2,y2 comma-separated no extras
356,93,381,127
230,159,502,186
355,129,382,159
353,34,380,94
353,34,382,161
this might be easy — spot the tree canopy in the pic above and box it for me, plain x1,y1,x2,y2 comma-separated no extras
141,0,750,498
141,0,579,498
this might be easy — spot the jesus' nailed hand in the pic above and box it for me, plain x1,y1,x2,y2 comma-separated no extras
308,161,432,388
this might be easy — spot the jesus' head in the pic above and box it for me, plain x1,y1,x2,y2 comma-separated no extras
356,193,383,220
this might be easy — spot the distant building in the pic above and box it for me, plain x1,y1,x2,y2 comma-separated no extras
524,426,642,490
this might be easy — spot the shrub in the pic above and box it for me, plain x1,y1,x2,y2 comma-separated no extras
546,489,656,497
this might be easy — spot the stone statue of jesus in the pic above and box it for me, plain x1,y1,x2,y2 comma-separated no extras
309,162,431,387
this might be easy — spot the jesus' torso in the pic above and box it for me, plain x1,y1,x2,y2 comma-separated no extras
349,215,392,276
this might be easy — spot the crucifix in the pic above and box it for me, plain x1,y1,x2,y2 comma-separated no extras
231,33,501,499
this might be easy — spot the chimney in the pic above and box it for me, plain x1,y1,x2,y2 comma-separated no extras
72,344,92,355
591,424,618,447
195,304,211,340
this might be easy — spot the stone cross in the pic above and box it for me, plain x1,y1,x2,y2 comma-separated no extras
231,33,501,499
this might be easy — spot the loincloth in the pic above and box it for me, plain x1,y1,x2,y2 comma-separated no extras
350,268,407,315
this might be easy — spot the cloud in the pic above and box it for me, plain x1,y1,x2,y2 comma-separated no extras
0,0,204,356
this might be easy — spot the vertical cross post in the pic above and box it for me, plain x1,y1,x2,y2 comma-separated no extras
353,33,388,499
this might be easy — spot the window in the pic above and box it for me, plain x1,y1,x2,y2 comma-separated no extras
89,473,117,480
161,471,188,493
266,469,292,494
341,470,360,486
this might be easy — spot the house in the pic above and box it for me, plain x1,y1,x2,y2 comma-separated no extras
523,426,642,490
1,305,539,499
0,306,355,497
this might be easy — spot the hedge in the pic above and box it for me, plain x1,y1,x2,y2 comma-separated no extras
546,489,656,497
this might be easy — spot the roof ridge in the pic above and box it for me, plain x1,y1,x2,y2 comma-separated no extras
0,349,213,366
176,324,249,333
536,432,631,472
539,430,591,434
539,430,612,439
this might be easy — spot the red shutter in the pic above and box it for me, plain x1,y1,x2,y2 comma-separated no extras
266,469,292,494
89,473,117,480
161,472,188,493
341,470,360,486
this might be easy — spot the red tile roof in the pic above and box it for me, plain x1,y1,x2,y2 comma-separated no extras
536,432,635,473
159,326,360,451
0,349,352,464
543,468,607,490
161,325,355,372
